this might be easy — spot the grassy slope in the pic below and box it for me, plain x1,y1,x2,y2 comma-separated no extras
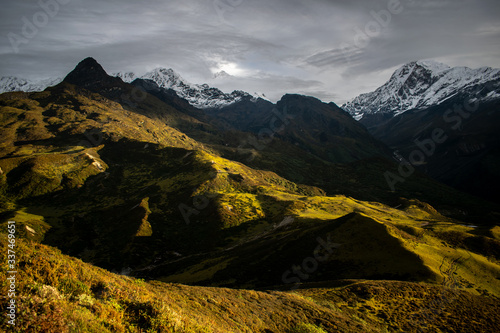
2,83,498,226
0,236,368,333
146,208,500,298
1,236,499,333
3,127,498,298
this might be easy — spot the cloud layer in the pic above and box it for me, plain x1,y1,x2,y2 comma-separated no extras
1,0,499,103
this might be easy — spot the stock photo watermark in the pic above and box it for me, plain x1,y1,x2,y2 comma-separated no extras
178,193,218,225
7,0,73,54
412,253,470,332
6,221,17,326
339,0,414,64
78,129,104,149
384,82,497,191
115,85,149,109
212,0,244,25
237,106,294,162
282,235,341,290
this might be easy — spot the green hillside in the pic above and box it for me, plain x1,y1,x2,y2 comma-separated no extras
1,236,499,332
0,58,499,332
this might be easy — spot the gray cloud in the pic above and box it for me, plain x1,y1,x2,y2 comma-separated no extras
207,71,325,102
0,0,499,104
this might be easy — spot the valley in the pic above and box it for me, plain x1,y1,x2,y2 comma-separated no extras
0,58,499,332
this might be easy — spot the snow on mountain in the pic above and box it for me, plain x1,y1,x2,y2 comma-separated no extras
342,60,500,120
251,92,271,103
1,67,265,110
115,72,137,82
115,68,261,109
213,70,232,79
0,76,62,93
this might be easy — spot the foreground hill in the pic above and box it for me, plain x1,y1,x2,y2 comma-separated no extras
1,236,499,332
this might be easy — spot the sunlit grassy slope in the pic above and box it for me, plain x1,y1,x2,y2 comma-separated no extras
1,236,499,333
2,127,499,298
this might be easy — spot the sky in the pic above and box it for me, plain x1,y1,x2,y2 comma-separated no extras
0,0,499,104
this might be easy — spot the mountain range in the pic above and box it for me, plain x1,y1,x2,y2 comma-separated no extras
0,67,267,111
115,68,269,109
0,76,63,94
0,57,499,332
5,59,499,122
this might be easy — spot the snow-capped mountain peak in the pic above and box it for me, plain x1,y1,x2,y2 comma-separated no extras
115,67,259,109
343,60,500,120
0,76,62,94
143,68,184,87
115,72,137,83
412,60,451,74
1,66,264,109
213,71,233,79
251,92,271,102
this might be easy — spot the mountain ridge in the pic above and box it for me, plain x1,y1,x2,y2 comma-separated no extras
0,63,267,110
0,76,62,93
343,60,500,120
116,67,268,109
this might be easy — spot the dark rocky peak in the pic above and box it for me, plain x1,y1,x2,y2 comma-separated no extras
63,57,123,90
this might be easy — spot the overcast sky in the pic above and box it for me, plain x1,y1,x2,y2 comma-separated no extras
0,0,499,104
